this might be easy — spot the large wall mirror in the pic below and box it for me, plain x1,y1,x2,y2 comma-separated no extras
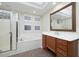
50,2,76,31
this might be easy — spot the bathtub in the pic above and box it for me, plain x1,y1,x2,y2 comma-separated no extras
17,33,42,52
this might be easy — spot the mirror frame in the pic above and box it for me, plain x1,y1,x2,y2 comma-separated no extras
50,2,76,32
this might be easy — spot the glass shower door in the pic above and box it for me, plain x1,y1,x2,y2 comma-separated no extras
0,11,11,52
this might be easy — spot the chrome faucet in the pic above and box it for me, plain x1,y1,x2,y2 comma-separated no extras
54,31,59,35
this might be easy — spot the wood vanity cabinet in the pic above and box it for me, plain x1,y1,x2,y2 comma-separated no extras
56,39,68,57
46,35,56,52
42,34,78,57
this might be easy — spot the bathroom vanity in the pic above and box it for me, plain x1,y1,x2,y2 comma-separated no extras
42,32,79,57
46,2,77,57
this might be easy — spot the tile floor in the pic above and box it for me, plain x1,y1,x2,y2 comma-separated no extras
10,48,56,57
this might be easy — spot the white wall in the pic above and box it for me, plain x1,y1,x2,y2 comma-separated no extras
41,2,79,56
76,3,79,32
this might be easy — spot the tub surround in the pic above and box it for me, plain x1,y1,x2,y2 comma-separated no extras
42,32,79,41
18,33,42,42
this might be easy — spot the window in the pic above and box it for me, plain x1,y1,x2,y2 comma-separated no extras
24,16,31,20
0,12,10,19
35,17,40,21
24,25,31,30
35,26,40,30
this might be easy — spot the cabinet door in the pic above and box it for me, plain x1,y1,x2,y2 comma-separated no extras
50,37,56,52
46,36,50,48
46,36,55,52
42,35,47,49
56,39,68,57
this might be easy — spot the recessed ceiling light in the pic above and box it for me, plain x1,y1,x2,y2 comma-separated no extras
0,2,2,6
33,11,36,14
52,2,56,5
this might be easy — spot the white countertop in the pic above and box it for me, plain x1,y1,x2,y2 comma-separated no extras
42,32,79,41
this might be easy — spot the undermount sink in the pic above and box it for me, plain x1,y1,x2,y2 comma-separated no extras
54,31,59,35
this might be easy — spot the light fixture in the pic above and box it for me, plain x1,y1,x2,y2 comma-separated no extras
0,2,2,6
33,11,36,14
52,2,56,5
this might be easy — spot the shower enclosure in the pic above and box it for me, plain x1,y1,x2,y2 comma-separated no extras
0,10,12,53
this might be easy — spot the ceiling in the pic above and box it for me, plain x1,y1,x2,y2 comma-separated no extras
20,2,49,10
0,2,60,16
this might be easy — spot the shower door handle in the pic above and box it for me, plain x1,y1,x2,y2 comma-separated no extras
10,32,12,50
10,32,12,39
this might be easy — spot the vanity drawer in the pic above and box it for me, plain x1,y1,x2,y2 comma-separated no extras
57,39,67,46
56,48,67,56
57,43,67,51
56,52,67,57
